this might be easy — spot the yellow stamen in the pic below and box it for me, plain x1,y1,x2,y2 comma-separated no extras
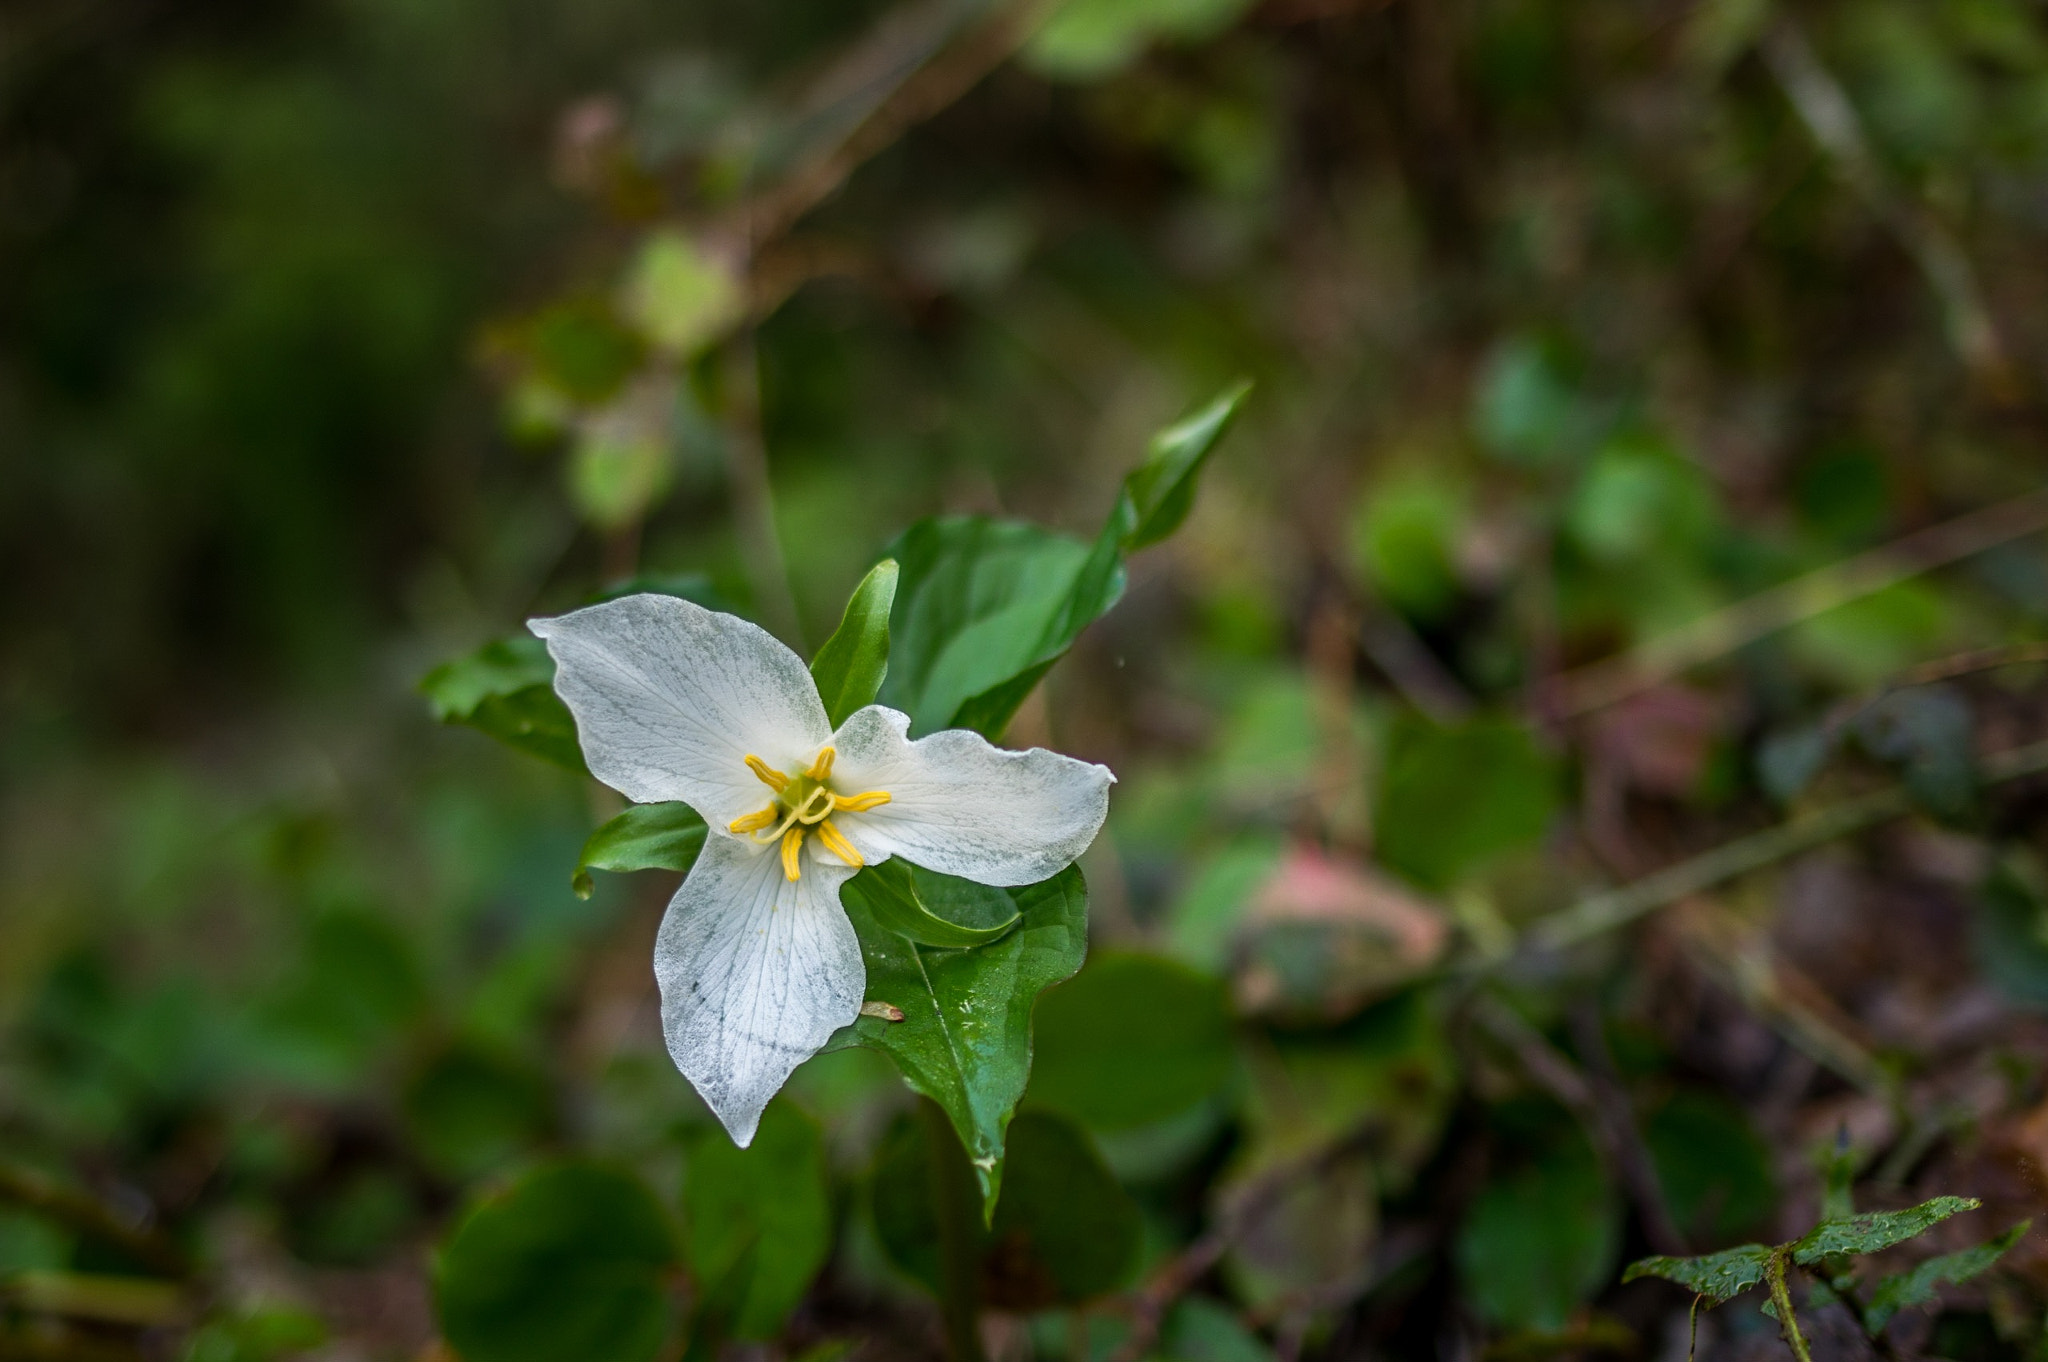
728,807,779,834
805,747,837,782
744,755,788,793
780,826,804,881
832,790,893,813
814,818,863,869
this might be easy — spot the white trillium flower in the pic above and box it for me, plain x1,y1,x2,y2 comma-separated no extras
530,592,1114,1145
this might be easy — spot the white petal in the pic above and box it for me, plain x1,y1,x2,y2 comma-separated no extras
530,594,830,827
653,832,863,1146
827,706,1114,887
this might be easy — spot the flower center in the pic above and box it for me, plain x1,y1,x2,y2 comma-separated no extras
727,747,892,881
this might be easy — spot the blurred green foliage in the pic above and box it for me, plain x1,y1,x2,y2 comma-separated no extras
12,0,2048,1357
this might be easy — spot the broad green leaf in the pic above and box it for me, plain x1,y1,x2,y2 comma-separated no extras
1866,1221,2030,1332
872,1109,1140,1308
1790,1197,1981,1264
809,559,899,730
435,1163,676,1362
419,635,586,774
680,1101,831,1340
879,516,1100,738
1112,380,1251,552
841,858,1018,949
1622,1244,1774,1306
1150,1296,1275,1362
1456,1133,1620,1331
828,864,1088,1212
572,802,706,898
1645,1092,1778,1242
1025,951,1235,1132
402,1042,553,1181
881,384,1246,740
1374,716,1558,890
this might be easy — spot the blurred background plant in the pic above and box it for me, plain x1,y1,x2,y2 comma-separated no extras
12,0,2048,1358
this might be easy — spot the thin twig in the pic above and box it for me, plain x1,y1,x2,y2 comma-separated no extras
1545,486,2048,718
0,1163,188,1280
1760,18,2017,398
1528,738,2048,950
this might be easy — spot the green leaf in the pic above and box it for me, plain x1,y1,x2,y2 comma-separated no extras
809,559,899,730
881,384,1246,740
1866,1222,2031,1332
879,516,1101,739
872,1109,1140,1309
1622,1244,1774,1306
828,863,1088,1213
1645,1091,1778,1242
1456,1133,1620,1331
1112,380,1251,552
420,635,586,774
680,1101,831,1340
841,858,1018,949
621,228,744,356
1790,1197,1981,1264
435,1163,676,1362
1025,951,1235,1132
402,1042,553,1181
1374,716,1559,890
572,802,706,898
1150,1297,1275,1362
1022,0,1256,80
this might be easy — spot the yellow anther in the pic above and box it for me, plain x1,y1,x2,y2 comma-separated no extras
744,755,788,793
832,790,893,813
780,826,804,881
728,807,778,834
805,747,837,783
814,819,864,869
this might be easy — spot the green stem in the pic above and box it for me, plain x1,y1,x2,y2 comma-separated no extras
920,1099,986,1362
1766,1249,1815,1362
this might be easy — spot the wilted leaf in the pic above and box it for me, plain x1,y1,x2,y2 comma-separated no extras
1026,951,1235,1132
681,1101,831,1340
572,802,705,898
1231,845,1449,1022
1622,1243,1774,1306
1865,1221,2030,1332
828,864,1088,1211
435,1163,675,1362
1790,1197,1981,1264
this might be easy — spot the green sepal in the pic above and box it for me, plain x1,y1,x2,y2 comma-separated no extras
841,858,1019,949
419,635,587,775
572,802,706,898
809,559,898,729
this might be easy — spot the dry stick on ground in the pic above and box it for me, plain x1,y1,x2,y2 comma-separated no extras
1104,1126,1387,1362
1760,18,2018,400
1469,997,1691,1257
1530,738,2048,951
1542,486,2048,719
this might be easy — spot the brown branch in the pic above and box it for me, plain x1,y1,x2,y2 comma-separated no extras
1543,486,2048,718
